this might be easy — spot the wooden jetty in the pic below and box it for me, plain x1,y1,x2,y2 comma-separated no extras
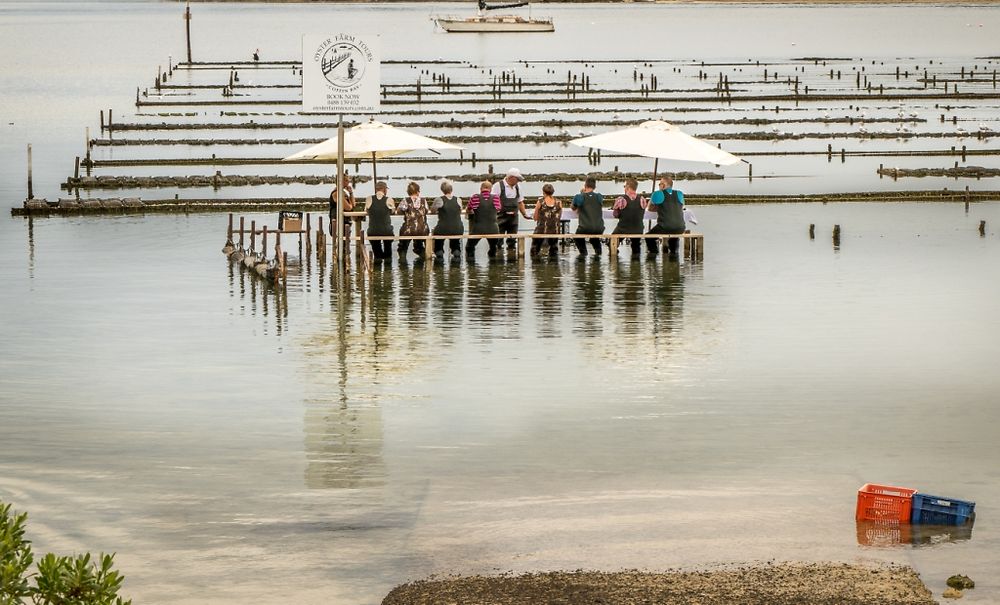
222,210,704,281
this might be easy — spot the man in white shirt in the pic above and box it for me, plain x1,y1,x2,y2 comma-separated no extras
491,167,531,251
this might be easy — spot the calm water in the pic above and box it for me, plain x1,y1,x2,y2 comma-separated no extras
3,3,1000,604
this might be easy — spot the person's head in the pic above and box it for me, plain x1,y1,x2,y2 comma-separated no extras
341,172,351,187
407,181,420,197
440,180,453,195
480,180,493,193
625,178,638,194
542,183,555,196
505,167,524,186
660,175,674,190
584,176,597,191
374,181,387,194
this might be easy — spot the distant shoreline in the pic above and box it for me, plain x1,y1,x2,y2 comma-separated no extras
176,0,1000,4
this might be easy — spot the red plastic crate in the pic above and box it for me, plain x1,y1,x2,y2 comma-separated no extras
856,483,917,522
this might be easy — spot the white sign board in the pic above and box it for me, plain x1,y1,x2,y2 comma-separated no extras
302,33,381,114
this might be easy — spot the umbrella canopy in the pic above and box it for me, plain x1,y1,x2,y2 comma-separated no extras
282,119,463,161
568,120,741,166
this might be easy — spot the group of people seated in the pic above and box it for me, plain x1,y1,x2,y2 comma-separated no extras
327,168,693,261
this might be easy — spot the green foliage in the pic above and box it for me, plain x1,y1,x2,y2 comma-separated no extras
1,503,34,604
0,502,130,605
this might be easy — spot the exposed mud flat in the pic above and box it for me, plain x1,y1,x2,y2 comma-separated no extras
382,562,937,605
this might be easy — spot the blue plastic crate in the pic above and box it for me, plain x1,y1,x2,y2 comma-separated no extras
910,492,976,526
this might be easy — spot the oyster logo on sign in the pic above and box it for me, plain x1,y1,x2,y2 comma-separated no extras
302,33,381,114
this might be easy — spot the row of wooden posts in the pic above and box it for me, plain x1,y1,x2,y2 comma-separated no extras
224,211,704,278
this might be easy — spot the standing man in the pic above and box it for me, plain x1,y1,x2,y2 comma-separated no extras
491,168,531,252
572,176,605,256
646,175,685,257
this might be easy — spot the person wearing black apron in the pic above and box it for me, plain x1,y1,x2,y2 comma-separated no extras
572,176,605,255
531,183,562,257
491,168,530,251
328,173,354,256
397,181,430,259
611,178,647,257
466,180,501,258
432,180,464,258
646,176,686,256
364,181,394,260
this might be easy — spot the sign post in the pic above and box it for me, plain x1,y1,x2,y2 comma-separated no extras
302,34,381,270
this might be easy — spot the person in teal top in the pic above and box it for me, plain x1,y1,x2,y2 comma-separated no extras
572,176,605,256
646,175,685,257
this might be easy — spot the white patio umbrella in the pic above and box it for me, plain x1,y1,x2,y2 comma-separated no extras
283,119,463,185
569,120,742,191
284,119,463,270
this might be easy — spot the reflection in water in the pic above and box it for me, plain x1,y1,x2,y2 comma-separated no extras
27,217,35,279
531,260,564,340
610,259,646,336
227,253,288,335
433,262,465,343
647,260,685,345
572,259,605,337
856,520,974,547
303,267,386,489
232,255,692,490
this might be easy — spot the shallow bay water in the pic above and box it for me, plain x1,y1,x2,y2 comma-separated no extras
2,2,1000,604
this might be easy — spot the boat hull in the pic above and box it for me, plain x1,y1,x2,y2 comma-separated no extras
435,16,554,32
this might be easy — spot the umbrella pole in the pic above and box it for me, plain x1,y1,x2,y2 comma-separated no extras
651,157,658,194
371,151,377,188
336,114,345,270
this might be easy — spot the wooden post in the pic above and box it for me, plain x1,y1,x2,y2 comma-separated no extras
609,236,618,259
100,110,105,131
354,217,363,262
26,144,33,200
833,224,841,247
227,213,234,240
335,114,345,268
262,226,268,257
239,216,245,247
809,224,815,239
979,220,986,237
74,156,80,181
184,0,192,64
305,213,312,252
317,216,325,258
85,127,91,164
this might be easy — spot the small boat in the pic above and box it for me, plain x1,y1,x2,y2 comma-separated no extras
433,0,554,33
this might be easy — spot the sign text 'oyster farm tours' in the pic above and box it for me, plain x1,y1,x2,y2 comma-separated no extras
302,33,381,114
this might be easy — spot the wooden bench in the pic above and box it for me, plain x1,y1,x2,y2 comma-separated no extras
340,210,701,261
359,232,703,261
